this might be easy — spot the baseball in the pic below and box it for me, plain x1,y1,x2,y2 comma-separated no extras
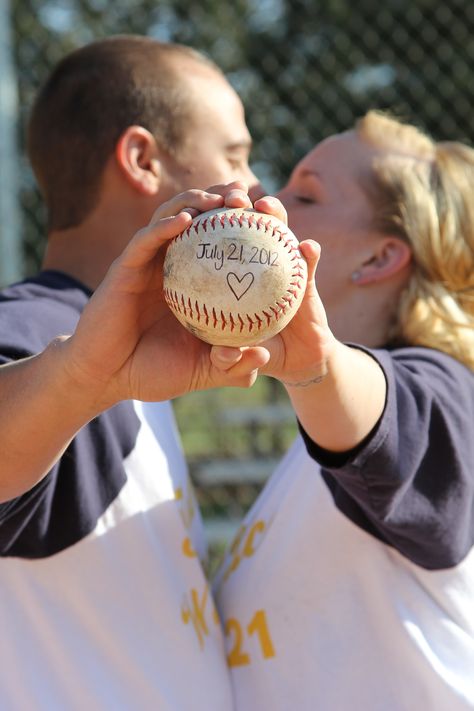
163,207,307,346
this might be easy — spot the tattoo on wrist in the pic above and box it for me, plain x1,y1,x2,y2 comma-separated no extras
282,373,326,388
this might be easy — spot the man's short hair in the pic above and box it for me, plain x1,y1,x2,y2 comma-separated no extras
27,35,221,230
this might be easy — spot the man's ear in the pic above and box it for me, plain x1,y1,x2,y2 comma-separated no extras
351,237,412,285
115,126,161,195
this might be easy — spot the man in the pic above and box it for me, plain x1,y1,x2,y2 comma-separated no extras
0,35,262,710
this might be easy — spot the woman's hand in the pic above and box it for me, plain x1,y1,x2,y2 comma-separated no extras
209,192,337,388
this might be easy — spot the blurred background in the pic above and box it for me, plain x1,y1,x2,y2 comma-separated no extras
2,0,474,557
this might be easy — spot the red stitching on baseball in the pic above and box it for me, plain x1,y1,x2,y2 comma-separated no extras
167,292,306,332
169,290,179,312
262,310,271,325
175,212,303,252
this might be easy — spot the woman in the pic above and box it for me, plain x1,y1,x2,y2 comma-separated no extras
213,112,474,710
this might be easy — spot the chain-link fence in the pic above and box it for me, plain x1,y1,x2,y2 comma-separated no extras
11,0,474,274
6,0,474,548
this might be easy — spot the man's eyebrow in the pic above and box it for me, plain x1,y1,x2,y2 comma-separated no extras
226,140,253,151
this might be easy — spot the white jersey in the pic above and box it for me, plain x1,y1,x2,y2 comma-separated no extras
215,438,474,710
0,402,232,711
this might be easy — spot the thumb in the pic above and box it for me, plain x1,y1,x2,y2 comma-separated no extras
119,212,193,269
299,239,321,285
210,345,270,386
210,346,244,371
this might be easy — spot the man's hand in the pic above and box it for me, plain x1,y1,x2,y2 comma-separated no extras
0,182,273,500
61,183,271,411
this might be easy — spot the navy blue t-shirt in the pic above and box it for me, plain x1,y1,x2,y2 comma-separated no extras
0,271,140,558
301,346,474,570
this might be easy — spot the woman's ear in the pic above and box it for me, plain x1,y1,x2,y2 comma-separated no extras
115,126,161,195
351,237,412,285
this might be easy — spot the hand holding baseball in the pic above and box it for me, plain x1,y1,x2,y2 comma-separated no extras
209,192,337,389
163,201,308,346
61,183,272,409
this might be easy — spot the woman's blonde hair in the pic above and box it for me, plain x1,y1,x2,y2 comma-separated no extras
356,110,474,370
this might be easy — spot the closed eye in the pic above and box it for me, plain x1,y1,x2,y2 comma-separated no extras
295,195,316,204
228,158,246,170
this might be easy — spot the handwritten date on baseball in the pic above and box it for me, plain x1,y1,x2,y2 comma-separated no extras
196,241,280,271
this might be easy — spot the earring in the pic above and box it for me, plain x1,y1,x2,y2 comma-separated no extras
351,271,361,282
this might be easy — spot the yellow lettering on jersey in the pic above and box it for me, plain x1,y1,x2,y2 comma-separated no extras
174,480,196,531
225,618,251,667
181,584,210,649
243,520,266,557
230,524,247,554
222,519,267,582
224,609,276,666
182,536,197,558
247,609,275,659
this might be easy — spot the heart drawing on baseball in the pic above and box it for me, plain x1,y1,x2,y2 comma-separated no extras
226,272,254,300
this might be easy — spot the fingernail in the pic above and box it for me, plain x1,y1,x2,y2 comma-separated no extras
218,347,242,362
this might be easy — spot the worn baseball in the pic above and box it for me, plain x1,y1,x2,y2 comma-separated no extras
163,207,307,346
